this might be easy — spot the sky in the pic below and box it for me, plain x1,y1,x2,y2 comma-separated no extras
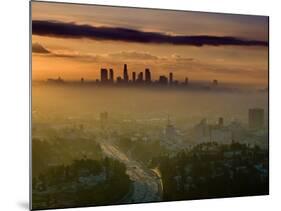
31,1,269,87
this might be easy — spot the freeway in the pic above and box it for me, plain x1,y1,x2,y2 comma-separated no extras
99,141,162,203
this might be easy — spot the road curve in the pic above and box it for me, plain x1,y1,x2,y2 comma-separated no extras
100,141,162,203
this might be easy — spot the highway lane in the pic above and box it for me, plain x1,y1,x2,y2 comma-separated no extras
99,141,162,203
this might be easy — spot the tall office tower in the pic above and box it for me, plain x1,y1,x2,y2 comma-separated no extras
165,117,177,141
100,68,108,83
109,68,114,83
218,117,224,128
185,77,189,85
159,75,168,85
100,111,108,122
100,111,108,129
116,76,122,83
213,79,218,85
169,72,173,85
137,72,143,82
132,72,136,82
145,68,151,83
123,64,129,82
248,108,265,129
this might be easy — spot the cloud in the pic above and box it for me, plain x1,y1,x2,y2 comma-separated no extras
171,54,195,62
108,51,159,60
32,43,163,63
51,50,96,59
31,44,264,80
32,44,100,62
32,43,50,53
32,20,268,47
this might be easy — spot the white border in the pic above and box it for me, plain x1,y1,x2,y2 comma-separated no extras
1,0,280,211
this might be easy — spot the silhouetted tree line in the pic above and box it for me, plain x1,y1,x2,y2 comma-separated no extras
116,135,168,164
151,142,268,201
32,158,131,209
32,137,102,176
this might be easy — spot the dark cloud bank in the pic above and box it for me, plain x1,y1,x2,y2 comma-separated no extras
32,20,268,47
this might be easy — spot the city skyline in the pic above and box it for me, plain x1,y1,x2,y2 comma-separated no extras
98,64,187,85
32,2,268,88
99,64,193,85
44,63,229,91
31,2,269,209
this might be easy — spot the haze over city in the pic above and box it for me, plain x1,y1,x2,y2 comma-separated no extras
31,2,269,210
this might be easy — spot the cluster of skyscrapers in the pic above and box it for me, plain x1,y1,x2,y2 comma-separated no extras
46,64,220,87
99,64,190,86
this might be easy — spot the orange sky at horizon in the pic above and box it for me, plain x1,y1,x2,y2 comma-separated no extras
31,1,269,88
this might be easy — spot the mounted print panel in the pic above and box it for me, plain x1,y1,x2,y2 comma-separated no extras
31,1,269,210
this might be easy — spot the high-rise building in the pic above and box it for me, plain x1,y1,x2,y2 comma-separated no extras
145,68,151,83
218,117,224,128
116,76,122,83
213,79,218,85
123,64,129,82
165,117,177,141
169,72,173,85
100,111,108,129
159,75,168,85
248,108,264,129
109,68,114,83
185,77,189,85
137,72,143,82
100,68,108,83
132,72,136,82
100,111,108,121
193,118,210,141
